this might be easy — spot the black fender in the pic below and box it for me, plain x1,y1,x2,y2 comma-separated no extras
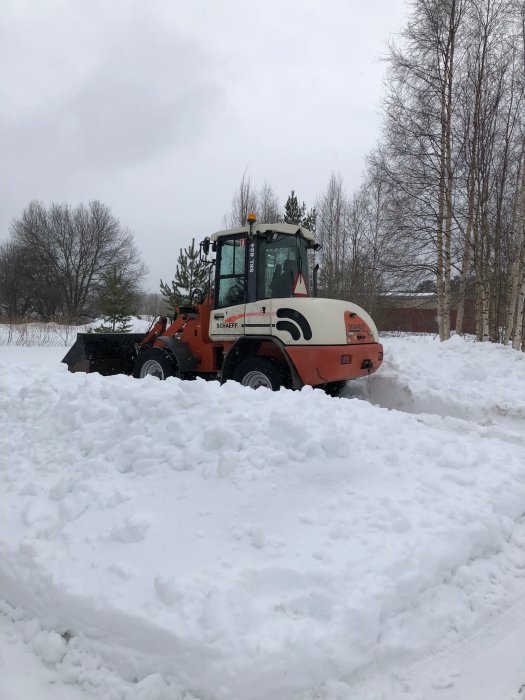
155,336,197,374
220,335,303,389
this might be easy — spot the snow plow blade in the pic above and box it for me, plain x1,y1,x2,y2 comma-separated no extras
62,333,144,376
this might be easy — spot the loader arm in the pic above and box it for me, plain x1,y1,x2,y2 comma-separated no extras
139,316,167,347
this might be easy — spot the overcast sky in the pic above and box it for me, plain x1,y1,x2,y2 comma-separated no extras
1,0,408,290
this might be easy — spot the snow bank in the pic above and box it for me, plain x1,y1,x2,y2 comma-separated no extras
0,337,525,699
349,335,525,427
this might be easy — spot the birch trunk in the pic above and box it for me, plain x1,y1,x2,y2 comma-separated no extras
481,282,490,342
443,0,459,341
513,268,525,350
456,96,479,336
475,285,483,341
436,88,448,342
443,133,453,339
505,149,525,344
456,169,476,335
512,160,525,350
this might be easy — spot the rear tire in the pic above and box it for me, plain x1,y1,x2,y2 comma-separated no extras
324,381,347,397
232,357,281,390
133,348,177,380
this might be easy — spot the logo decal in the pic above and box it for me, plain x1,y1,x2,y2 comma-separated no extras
276,308,312,341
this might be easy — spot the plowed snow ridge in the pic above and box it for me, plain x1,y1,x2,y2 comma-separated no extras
0,337,525,700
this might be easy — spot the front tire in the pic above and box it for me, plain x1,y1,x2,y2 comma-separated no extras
133,348,177,380
232,357,281,390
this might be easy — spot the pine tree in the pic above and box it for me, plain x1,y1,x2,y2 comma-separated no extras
94,267,136,332
282,191,317,233
302,206,317,233
160,238,210,316
283,191,306,225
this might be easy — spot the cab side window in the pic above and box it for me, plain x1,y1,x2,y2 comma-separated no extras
216,238,246,307
257,234,308,300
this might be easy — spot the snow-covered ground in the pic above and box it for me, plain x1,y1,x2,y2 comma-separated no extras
1,336,525,699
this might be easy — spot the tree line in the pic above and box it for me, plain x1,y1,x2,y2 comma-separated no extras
0,183,395,330
0,201,146,326
159,182,320,315
208,0,524,349
369,0,525,347
161,173,398,325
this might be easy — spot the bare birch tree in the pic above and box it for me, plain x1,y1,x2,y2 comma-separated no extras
224,172,259,228
364,0,524,344
258,182,280,223
316,174,349,299
5,200,146,322
224,174,280,226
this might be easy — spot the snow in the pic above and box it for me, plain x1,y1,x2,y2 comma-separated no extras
1,335,525,699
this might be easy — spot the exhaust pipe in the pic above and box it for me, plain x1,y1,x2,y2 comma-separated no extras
313,263,319,297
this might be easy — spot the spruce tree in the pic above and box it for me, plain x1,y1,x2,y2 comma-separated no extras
283,190,305,225
302,206,317,234
282,191,317,233
283,194,318,295
94,267,136,332
160,238,210,316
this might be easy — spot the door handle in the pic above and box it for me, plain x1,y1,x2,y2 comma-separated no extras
214,314,224,319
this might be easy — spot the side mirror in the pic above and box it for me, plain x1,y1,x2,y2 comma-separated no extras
312,242,322,252
201,237,211,257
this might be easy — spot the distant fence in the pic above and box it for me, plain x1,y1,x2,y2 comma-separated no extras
0,318,152,347
0,322,83,347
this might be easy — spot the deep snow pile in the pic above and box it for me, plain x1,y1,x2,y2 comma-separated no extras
1,337,525,699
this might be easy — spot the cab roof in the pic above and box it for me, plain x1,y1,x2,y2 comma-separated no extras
210,222,316,243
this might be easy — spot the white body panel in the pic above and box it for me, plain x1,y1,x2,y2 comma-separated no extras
208,297,379,345
209,303,246,340
270,297,378,345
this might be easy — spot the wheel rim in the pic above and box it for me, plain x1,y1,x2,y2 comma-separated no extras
140,359,165,379
241,370,272,389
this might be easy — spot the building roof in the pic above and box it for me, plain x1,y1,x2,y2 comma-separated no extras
383,292,436,298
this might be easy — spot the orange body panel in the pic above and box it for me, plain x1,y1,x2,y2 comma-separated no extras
285,343,383,386
343,311,375,343
155,304,222,373
141,316,167,346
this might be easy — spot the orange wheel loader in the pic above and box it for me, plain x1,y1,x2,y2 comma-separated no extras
63,217,383,395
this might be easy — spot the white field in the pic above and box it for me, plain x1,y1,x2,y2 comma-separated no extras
1,334,525,700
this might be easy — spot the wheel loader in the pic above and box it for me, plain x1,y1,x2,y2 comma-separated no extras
63,216,383,395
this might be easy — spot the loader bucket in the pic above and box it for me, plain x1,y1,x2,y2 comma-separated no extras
62,333,144,376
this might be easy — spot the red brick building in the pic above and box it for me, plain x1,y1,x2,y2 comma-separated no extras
381,294,476,334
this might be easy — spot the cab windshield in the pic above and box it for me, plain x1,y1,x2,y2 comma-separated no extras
257,233,310,300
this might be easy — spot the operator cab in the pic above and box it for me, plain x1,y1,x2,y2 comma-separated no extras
210,222,316,309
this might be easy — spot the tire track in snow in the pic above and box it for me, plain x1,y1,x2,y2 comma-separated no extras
345,354,525,449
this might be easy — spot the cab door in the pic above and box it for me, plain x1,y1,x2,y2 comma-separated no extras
209,236,247,340
240,235,273,335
